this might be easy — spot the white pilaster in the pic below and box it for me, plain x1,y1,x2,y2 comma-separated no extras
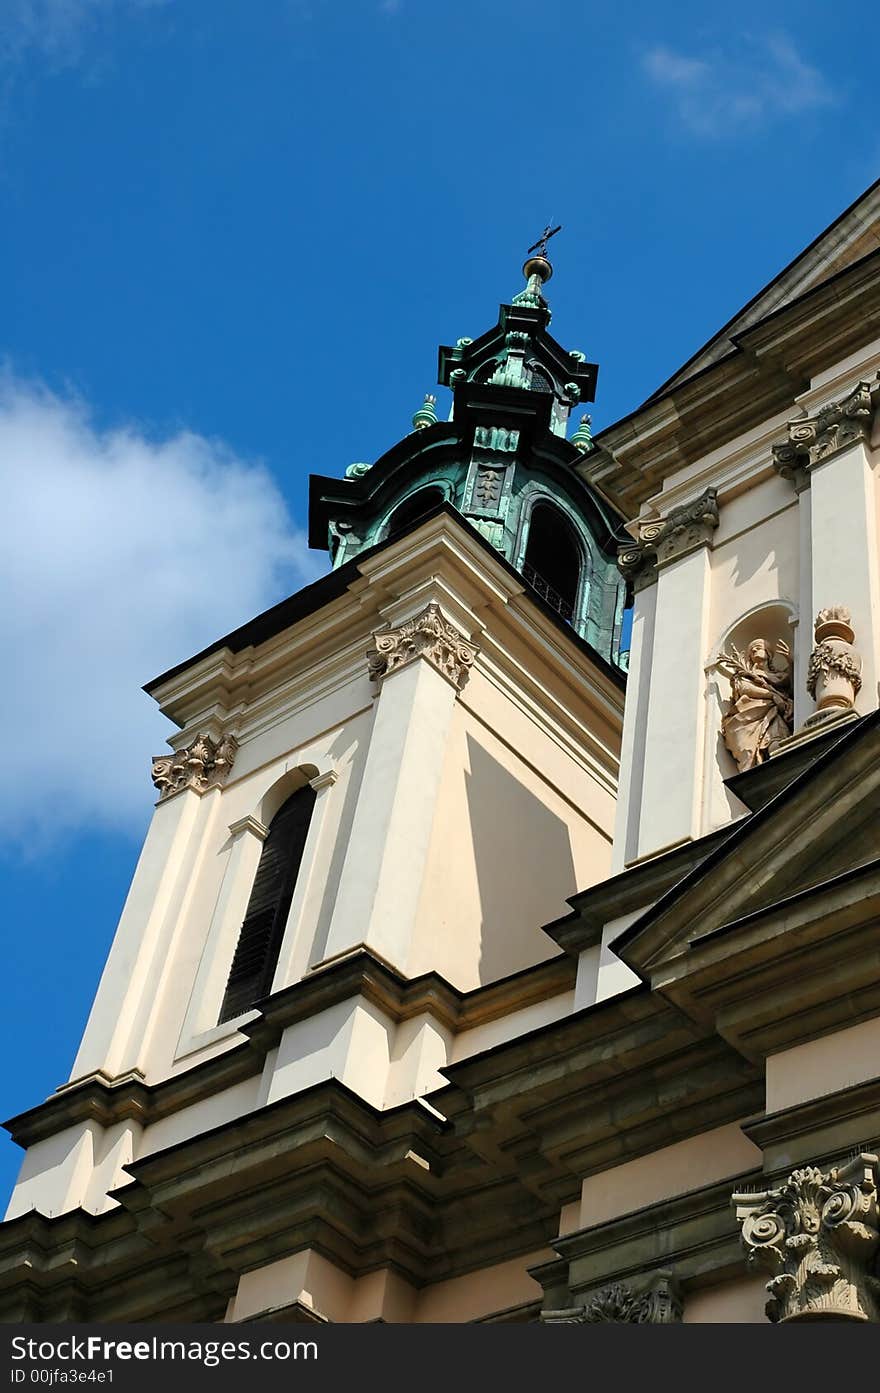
638,545,713,859
320,655,458,972
808,441,879,713
611,578,657,872
70,784,208,1082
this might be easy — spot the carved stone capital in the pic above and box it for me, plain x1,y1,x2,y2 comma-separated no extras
616,539,658,594
617,487,719,592
151,733,238,801
732,1153,880,1323
540,1272,682,1324
366,603,479,691
772,376,879,485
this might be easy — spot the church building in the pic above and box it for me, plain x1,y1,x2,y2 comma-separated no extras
2,185,879,1324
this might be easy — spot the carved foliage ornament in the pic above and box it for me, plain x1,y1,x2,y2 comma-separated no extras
773,376,879,482
367,603,478,692
806,606,862,710
617,487,719,591
151,733,238,801
541,1273,682,1325
732,1153,880,1323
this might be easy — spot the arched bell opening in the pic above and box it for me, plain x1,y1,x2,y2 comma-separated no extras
521,502,583,624
385,486,446,538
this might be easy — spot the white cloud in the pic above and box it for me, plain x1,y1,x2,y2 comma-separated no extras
0,0,165,72
641,33,833,137
0,375,323,851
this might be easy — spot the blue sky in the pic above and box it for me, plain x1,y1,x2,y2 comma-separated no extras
0,0,876,1207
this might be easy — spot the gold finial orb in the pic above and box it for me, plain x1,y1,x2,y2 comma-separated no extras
522,254,552,284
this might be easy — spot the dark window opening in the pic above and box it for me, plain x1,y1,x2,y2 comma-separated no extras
218,784,316,1023
522,504,581,623
386,487,445,536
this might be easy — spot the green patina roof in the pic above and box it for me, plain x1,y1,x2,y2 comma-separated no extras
307,255,630,670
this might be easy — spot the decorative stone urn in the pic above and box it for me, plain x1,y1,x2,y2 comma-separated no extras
806,606,862,717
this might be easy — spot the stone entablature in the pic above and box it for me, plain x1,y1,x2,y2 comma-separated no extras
617,486,719,592
772,375,880,487
366,602,479,692
540,1272,682,1324
732,1154,880,1323
151,733,238,801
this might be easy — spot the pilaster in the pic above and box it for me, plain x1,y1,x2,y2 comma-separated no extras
616,489,719,862
319,603,478,973
772,376,880,721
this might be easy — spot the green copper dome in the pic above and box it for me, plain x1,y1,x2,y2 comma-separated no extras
308,252,629,670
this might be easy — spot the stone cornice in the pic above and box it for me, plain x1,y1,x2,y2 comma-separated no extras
531,1170,761,1304
542,823,734,956
146,512,624,773
742,1076,880,1174
4,950,576,1150
580,248,880,512
613,710,880,979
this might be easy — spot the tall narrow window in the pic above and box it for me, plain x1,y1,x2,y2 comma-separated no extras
218,784,316,1023
522,503,581,623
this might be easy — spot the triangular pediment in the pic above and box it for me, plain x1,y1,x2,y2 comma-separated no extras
649,178,880,401
615,712,880,979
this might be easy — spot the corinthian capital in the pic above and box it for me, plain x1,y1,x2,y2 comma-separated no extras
732,1153,880,1323
773,376,879,484
367,602,479,691
151,732,238,801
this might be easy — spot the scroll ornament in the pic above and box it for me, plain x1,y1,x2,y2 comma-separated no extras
732,1154,880,1323
773,377,878,480
617,487,719,590
540,1273,682,1324
367,603,478,691
151,733,238,801
806,606,862,714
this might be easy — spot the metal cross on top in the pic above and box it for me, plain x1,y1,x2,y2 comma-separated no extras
527,223,562,257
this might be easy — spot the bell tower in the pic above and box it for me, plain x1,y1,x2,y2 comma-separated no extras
1,240,627,1323
310,239,629,668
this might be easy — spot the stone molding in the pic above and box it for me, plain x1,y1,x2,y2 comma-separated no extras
540,1272,682,1324
772,376,879,487
151,733,238,802
732,1153,880,1323
366,602,479,691
617,487,719,591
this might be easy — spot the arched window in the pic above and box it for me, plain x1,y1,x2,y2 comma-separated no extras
218,784,316,1023
522,503,581,623
386,487,445,536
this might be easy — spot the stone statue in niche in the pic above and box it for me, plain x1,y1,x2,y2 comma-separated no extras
716,637,793,772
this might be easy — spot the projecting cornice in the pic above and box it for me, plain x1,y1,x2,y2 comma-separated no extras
580,248,880,513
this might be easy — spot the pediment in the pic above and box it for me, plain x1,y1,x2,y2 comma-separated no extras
614,711,880,981
651,179,880,400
